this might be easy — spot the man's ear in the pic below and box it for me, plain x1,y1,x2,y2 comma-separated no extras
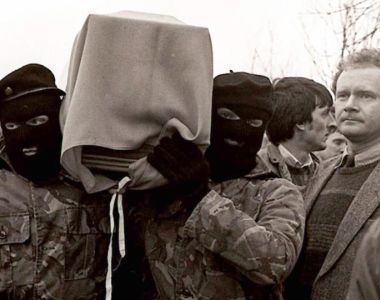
295,123,306,131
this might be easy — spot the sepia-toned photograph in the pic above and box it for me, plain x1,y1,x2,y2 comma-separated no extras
0,1,379,299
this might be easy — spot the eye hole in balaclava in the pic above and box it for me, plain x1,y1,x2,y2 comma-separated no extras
205,72,273,182
207,104,271,182
215,107,265,146
0,93,62,181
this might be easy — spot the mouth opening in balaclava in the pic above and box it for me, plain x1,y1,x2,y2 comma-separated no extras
206,105,271,182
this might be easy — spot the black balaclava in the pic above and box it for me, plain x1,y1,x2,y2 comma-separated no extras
205,72,273,182
0,94,62,181
0,64,65,182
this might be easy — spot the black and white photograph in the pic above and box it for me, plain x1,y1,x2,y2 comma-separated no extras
0,1,380,299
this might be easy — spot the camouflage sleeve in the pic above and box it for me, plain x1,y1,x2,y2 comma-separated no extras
184,178,305,285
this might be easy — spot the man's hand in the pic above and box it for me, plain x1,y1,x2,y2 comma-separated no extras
148,133,210,185
147,133,210,209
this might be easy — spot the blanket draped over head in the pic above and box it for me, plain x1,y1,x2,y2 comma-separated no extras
60,10,213,193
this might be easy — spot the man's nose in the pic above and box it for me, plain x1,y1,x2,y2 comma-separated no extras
343,95,359,112
327,112,336,128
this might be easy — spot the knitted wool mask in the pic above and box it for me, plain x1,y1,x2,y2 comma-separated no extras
206,105,271,182
0,94,62,181
205,72,273,182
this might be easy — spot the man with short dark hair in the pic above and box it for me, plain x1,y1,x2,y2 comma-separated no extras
259,77,334,187
285,48,380,300
0,64,110,299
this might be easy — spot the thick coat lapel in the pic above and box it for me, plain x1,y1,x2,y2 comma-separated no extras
317,161,380,278
304,158,338,215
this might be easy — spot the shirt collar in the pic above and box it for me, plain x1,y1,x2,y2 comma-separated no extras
336,148,349,168
278,144,314,168
337,143,380,167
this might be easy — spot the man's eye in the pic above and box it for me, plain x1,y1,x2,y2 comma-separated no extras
4,122,20,130
359,92,374,99
327,125,337,134
217,108,240,120
320,108,330,117
334,139,346,146
26,115,49,126
336,93,349,101
246,119,263,127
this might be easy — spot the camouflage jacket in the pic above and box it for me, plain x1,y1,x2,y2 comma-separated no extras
145,157,305,300
0,164,111,300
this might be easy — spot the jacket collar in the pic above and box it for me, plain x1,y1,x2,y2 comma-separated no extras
244,155,280,180
304,156,340,214
278,144,314,168
258,143,293,182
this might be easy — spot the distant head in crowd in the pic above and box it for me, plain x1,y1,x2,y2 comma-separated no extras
267,77,334,153
316,123,348,160
333,48,380,153
205,72,273,182
0,64,65,181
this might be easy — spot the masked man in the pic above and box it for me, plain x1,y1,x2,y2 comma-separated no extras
0,64,110,300
145,72,305,299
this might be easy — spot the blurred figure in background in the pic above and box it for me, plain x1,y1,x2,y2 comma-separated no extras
316,123,348,160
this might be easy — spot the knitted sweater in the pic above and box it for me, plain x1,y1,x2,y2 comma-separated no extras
285,161,378,299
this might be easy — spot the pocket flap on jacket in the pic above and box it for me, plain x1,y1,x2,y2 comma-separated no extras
0,213,30,245
65,206,111,234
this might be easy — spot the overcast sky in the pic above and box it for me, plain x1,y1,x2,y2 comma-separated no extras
1,0,339,88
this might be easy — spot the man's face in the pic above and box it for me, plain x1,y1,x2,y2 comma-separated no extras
335,67,380,146
317,131,347,160
302,104,334,152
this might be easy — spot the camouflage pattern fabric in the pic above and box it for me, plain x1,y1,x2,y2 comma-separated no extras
0,167,111,300
144,163,305,300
